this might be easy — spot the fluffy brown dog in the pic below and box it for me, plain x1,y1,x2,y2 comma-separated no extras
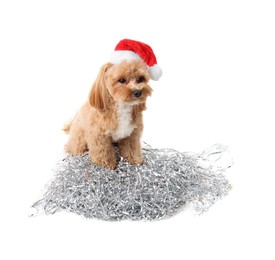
64,60,153,169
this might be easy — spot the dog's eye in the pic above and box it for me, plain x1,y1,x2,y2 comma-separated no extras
118,78,126,84
137,76,145,83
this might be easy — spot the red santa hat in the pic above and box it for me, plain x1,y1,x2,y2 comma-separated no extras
110,39,162,81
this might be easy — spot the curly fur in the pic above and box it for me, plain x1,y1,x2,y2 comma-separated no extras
64,60,153,169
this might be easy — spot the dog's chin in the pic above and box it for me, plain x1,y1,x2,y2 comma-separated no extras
126,99,144,105
115,98,145,106
111,92,147,105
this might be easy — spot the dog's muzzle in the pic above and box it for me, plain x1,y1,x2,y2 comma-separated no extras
133,90,142,98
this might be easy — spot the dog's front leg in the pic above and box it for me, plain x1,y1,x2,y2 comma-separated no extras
88,134,117,170
119,128,143,165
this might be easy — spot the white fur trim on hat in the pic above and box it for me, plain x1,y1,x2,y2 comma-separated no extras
110,50,142,64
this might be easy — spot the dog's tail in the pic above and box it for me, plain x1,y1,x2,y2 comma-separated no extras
63,121,72,134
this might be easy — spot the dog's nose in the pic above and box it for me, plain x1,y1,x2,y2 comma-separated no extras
133,90,142,98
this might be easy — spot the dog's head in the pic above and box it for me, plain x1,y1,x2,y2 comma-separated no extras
89,60,153,111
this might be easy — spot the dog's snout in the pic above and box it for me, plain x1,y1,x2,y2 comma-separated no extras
133,90,142,98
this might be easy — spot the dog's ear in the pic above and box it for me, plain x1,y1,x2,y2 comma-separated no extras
89,63,113,111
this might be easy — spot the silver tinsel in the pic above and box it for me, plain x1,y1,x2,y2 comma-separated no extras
31,144,232,221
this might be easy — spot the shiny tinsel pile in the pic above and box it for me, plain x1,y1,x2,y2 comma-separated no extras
31,144,232,221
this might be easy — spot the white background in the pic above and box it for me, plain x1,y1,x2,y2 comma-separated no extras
0,0,274,259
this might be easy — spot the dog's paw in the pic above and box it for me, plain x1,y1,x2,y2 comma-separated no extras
119,148,143,166
91,158,117,170
105,161,118,170
127,157,144,166
64,144,88,155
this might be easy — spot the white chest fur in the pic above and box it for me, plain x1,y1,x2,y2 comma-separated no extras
111,103,136,142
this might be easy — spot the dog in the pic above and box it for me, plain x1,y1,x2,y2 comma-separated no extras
64,59,153,169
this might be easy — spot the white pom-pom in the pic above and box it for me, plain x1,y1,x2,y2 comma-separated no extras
149,64,162,81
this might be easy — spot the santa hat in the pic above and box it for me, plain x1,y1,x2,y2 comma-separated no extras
110,39,162,81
